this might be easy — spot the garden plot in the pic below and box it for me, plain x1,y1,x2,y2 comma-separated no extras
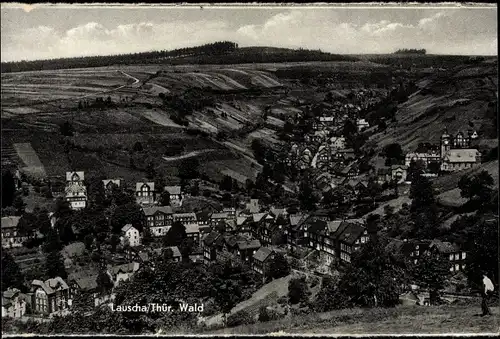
13,142,47,178
134,108,184,128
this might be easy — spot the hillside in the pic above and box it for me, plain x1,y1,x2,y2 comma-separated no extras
204,304,499,335
369,60,498,152
0,43,356,73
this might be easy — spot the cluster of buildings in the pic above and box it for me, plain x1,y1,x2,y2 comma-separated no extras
405,130,481,173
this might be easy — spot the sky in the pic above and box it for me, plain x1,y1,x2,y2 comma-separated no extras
1,4,497,62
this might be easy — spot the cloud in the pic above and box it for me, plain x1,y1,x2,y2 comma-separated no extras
1,8,497,62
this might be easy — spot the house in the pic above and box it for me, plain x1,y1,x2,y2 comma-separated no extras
196,210,212,226
202,231,223,263
356,118,370,131
391,165,408,183
236,239,261,262
102,179,121,193
152,246,182,262
223,207,237,218
428,240,467,273
1,216,35,248
121,224,141,247
108,262,140,287
50,181,66,198
286,214,310,249
236,215,252,235
386,239,431,265
329,136,346,150
2,288,27,318
405,151,441,167
340,163,359,179
135,182,155,205
67,269,106,307
336,148,356,161
211,212,229,226
143,206,173,237
245,199,261,214
441,149,481,172
61,242,86,269
252,247,276,280
164,186,182,205
65,171,87,210
377,168,392,184
223,234,248,253
31,277,71,315
189,247,204,264
255,214,277,245
185,223,201,246
173,212,198,227
335,220,369,264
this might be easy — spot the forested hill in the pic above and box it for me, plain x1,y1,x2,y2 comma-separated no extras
1,42,357,73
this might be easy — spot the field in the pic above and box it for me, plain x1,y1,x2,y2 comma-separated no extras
204,304,499,335
1,56,497,192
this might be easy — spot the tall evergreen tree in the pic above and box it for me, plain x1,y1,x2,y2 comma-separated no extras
410,174,438,239
2,249,25,291
45,251,67,279
1,170,16,208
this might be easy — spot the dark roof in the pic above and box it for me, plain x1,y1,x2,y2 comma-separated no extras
237,239,261,250
430,240,460,253
203,231,221,246
377,168,391,175
142,206,173,216
196,210,212,222
73,275,98,291
308,219,328,234
253,247,274,262
336,221,366,245
225,234,247,248
385,239,405,254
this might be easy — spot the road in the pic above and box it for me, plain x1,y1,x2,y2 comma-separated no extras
162,149,216,162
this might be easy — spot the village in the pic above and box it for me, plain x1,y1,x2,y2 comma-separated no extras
2,81,490,324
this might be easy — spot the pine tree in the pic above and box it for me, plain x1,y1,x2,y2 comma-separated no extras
1,170,16,208
2,249,25,291
45,251,67,279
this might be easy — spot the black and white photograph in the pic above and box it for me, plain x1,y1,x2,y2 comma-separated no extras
0,2,498,336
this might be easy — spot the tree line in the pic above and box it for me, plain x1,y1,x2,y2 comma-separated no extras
1,42,357,73
394,49,427,55
1,41,238,73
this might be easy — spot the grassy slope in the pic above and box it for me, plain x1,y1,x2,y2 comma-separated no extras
206,305,499,335
370,61,497,152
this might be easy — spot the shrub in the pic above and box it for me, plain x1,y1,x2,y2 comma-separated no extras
226,310,255,328
288,276,310,305
277,296,288,305
258,306,270,322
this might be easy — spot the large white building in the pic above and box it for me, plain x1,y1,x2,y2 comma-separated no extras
121,224,141,247
65,171,87,210
405,130,481,173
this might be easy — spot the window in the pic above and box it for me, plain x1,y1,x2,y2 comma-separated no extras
449,254,453,261
462,252,466,260
454,253,459,260
455,264,460,271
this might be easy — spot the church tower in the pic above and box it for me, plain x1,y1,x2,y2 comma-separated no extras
440,129,451,159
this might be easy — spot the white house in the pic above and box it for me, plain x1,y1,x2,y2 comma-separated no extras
356,118,370,132
2,288,26,318
65,171,87,210
120,224,141,247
